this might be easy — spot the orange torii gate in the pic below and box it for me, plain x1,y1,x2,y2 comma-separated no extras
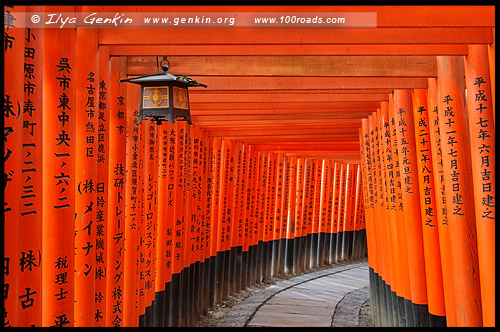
3,5,495,328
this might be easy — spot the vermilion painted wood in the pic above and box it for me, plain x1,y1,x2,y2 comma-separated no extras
41,13,77,327
464,45,495,327
99,27,492,45
127,55,437,77
411,88,446,318
4,6,24,328
94,45,110,327
426,77,457,326
436,56,482,327
123,83,142,327
110,44,469,57
18,7,43,327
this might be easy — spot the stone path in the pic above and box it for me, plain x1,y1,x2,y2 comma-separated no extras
216,261,373,327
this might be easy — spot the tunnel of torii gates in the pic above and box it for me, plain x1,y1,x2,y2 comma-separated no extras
2,4,496,328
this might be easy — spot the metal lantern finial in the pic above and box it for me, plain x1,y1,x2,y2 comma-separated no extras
120,56,206,125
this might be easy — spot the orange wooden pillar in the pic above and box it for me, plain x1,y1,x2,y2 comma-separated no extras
335,163,346,263
324,160,335,265
360,120,379,325
271,153,284,276
104,56,127,327
284,155,297,274
426,77,457,326
366,115,385,326
436,56,482,327
293,157,306,273
94,45,110,327
17,7,42,327
154,121,170,327
210,136,223,305
73,26,98,327
411,88,446,326
464,45,495,327
123,83,142,327
204,135,216,309
317,159,330,266
311,159,323,267
230,141,244,291
377,104,402,326
41,9,76,326
388,94,415,327
372,110,395,327
329,161,340,265
264,153,278,279
4,6,24,327
257,151,271,282
302,159,314,270
393,89,430,326
240,143,252,288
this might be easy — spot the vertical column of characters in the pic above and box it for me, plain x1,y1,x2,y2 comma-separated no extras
221,140,235,253
375,109,396,311
426,78,456,326
464,45,495,327
142,121,158,319
18,8,42,327
104,56,127,327
285,156,296,243
436,56,482,327
200,130,210,268
272,153,284,243
166,122,180,325
236,143,248,255
373,110,392,290
41,9,76,326
411,89,446,324
176,121,187,274
359,121,375,272
262,151,273,252
239,143,251,289
328,161,339,264
250,150,261,267
259,152,270,251
192,127,204,268
388,94,414,324
345,163,357,262
325,160,335,264
230,141,243,293
136,119,145,321
73,27,98,327
209,137,222,266
153,121,169,327
293,158,305,271
94,46,110,327
348,165,359,260
311,159,323,266
330,161,341,264
3,5,24,328
335,163,346,263
379,102,405,316
272,153,284,274
393,90,430,325
204,136,213,271
123,83,141,327
304,159,315,268
280,155,290,254
317,159,329,266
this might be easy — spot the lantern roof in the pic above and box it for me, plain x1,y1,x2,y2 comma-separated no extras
120,70,207,88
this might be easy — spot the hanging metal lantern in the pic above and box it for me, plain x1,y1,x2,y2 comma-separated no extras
120,56,206,125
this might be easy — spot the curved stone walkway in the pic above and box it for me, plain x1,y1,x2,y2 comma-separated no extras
216,260,373,327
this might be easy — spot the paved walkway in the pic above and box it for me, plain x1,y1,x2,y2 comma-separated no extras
217,260,373,327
